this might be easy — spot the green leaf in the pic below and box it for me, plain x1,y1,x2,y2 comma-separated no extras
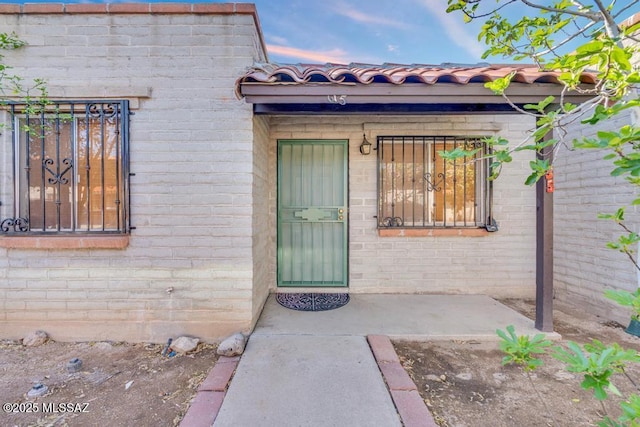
485,72,515,95
495,150,512,163
524,173,539,186
496,325,551,372
525,158,550,184
576,40,604,55
618,394,640,425
591,379,609,400
514,144,537,152
611,46,632,71
438,146,481,161
524,96,556,113
445,2,462,13
607,382,622,398
531,159,548,172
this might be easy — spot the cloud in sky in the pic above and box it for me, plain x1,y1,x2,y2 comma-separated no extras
267,44,351,64
418,0,485,61
256,0,483,65
332,6,407,29
267,35,289,46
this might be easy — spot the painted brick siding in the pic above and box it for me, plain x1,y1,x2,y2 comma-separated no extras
267,114,537,296
251,115,273,319
0,8,266,342
554,29,640,323
554,108,640,323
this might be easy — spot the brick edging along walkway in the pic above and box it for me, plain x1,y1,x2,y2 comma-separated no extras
179,355,239,427
181,336,437,427
367,335,438,427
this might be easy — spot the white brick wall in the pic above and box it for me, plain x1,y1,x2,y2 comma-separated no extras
267,114,537,297
553,30,640,324
0,8,267,342
554,108,640,323
251,115,273,319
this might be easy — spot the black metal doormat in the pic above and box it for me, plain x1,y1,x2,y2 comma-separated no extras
276,293,350,312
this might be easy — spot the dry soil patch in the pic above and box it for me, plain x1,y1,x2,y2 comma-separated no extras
394,299,640,427
0,340,218,427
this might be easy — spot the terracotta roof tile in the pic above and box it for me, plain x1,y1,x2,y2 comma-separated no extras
236,62,598,98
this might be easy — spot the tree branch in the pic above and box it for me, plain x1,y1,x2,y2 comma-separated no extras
519,0,603,21
612,0,640,20
458,0,519,20
534,20,598,59
593,0,621,38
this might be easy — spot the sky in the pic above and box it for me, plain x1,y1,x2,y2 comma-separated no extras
5,0,638,65
250,0,489,65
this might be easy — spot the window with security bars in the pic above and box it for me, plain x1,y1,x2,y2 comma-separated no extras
1,101,130,234
377,136,490,228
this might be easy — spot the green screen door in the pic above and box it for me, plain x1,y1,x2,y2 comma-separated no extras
277,140,348,287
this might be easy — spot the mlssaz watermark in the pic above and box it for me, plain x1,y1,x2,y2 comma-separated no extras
3,402,90,413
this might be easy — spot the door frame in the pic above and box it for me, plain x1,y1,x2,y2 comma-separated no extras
276,139,349,287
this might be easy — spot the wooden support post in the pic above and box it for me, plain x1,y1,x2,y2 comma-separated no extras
535,145,554,332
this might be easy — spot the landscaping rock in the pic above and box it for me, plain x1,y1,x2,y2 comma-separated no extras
217,333,247,357
22,330,48,347
27,383,48,397
170,336,199,354
66,358,83,373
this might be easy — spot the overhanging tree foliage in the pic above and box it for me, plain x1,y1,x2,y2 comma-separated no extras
446,0,640,270
0,31,47,113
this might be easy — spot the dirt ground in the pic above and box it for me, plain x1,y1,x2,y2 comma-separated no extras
394,299,640,427
0,339,218,427
4,300,639,427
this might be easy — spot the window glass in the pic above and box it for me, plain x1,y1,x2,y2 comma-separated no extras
378,136,487,228
77,117,122,230
19,118,73,231
3,101,129,234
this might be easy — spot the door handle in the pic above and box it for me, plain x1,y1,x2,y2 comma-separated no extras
293,208,331,221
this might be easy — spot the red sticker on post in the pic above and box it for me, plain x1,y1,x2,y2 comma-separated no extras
545,169,554,193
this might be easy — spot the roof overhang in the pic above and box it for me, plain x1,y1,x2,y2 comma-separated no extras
236,63,598,115
241,82,596,114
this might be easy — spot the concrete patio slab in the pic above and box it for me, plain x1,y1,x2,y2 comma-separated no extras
254,294,557,340
213,335,402,427
207,294,555,427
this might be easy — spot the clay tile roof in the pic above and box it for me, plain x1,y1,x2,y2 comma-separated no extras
236,62,598,98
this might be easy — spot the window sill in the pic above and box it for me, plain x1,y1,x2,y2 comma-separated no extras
0,235,129,249
378,228,490,237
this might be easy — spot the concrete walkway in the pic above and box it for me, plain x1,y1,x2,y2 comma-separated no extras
214,334,402,426
184,294,551,427
254,294,546,340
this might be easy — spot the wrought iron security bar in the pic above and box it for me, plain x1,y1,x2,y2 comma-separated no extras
377,135,489,228
1,100,130,233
